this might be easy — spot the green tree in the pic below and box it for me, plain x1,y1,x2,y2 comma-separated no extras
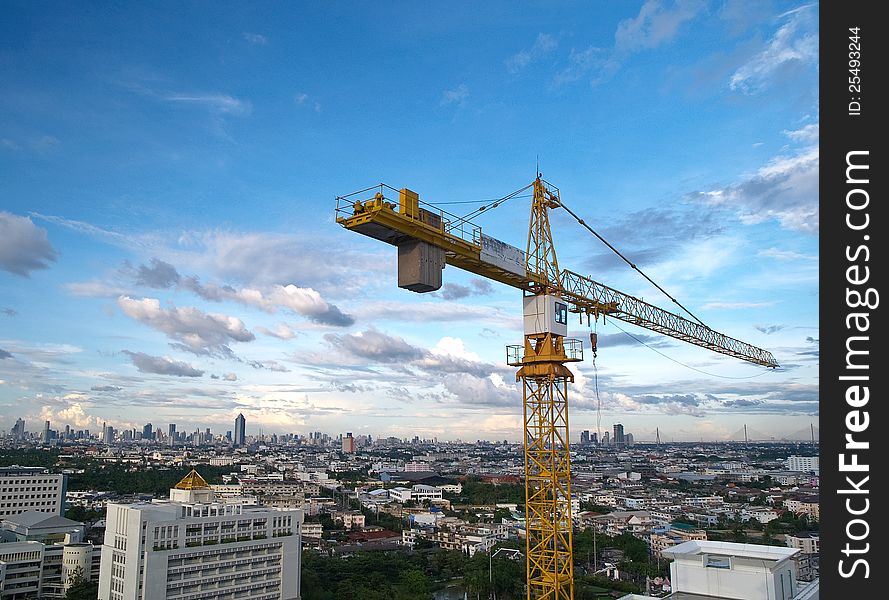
395,569,432,600
65,575,98,600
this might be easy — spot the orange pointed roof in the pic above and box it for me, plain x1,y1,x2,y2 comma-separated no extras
174,469,210,490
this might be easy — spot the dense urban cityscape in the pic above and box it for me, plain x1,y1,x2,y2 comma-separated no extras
1,414,819,599
2,1,825,598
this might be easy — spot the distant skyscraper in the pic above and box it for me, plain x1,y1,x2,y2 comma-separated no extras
613,423,625,446
626,433,634,446
103,425,114,444
169,423,177,446
43,420,51,444
342,432,356,454
580,430,590,444
12,418,25,440
603,431,610,445
143,423,153,441
234,413,246,447
591,432,598,445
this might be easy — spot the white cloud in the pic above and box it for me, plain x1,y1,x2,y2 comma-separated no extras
256,323,298,340
166,229,388,296
614,0,706,53
64,281,130,297
555,0,705,85
702,301,777,310
38,402,105,429
440,84,469,107
243,32,267,45
506,33,558,73
115,257,355,327
164,93,253,116
0,212,58,277
783,123,818,143
757,247,817,261
122,350,205,377
117,296,255,356
691,146,818,233
729,6,817,93
441,372,518,407
294,93,321,113
324,329,425,363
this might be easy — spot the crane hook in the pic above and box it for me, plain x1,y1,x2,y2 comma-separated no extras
590,332,598,356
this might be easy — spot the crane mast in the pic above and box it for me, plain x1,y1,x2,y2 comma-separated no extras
512,178,576,598
335,177,778,600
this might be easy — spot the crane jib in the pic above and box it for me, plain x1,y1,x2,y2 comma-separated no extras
334,183,778,369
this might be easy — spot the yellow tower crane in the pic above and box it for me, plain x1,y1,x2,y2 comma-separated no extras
335,177,777,600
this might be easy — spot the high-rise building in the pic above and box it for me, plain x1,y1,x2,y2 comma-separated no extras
168,424,177,447
342,432,356,454
12,418,26,440
98,470,303,600
234,413,246,447
103,425,114,445
626,433,634,446
0,466,67,517
43,420,51,444
580,430,590,444
603,431,610,445
591,432,598,445
613,423,625,447
142,423,153,441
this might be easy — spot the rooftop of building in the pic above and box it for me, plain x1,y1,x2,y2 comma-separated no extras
0,465,52,476
1,511,80,529
786,531,819,539
662,540,799,561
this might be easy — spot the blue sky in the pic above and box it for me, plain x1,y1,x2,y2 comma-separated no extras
1,1,818,442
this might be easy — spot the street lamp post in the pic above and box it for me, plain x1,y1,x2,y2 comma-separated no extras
488,546,510,600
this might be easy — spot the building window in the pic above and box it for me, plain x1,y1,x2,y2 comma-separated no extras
704,555,731,569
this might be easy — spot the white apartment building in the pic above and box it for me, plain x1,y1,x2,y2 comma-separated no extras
300,523,322,539
786,533,819,555
330,511,365,529
786,456,819,474
784,498,820,521
388,485,443,504
97,470,303,600
742,507,780,524
0,466,66,517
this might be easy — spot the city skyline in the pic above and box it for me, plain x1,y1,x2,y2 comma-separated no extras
1,2,818,442
9,414,818,445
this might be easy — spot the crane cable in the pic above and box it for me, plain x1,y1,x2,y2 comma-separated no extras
559,201,709,329
452,183,534,228
609,319,772,380
592,322,602,445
